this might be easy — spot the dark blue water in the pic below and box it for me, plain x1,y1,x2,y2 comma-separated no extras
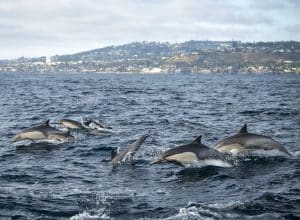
0,73,299,220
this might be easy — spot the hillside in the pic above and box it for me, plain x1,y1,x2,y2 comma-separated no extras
1,41,299,74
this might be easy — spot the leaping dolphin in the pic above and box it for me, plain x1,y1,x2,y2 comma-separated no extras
55,119,84,130
151,135,232,167
56,118,110,133
81,117,112,133
111,134,149,166
214,124,292,156
82,119,105,130
12,120,69,143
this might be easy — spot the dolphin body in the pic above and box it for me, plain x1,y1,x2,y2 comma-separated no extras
111,134,149,166
151,136,232,167
214,124,291,156
47,130,75,142
55,119,84,130
12,120,71,143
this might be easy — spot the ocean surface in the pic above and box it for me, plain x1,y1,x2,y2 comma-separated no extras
0,72,299,220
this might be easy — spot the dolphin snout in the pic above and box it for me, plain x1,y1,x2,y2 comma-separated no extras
11,139,17,143
11,135,20,143
150,157,165,165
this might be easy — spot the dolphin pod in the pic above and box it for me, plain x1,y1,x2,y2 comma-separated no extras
150,125,291,167
54,118,111,133
151,135,232,167
12,120,74,143
214,124,292,156
12,120,292,167
12,118,107,144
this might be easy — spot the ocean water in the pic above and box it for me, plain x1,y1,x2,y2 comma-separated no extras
0,72,299,220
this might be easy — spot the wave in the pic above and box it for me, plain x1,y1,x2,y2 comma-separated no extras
70,211,109,220
182,159,233,168
293,151,300,157
12,138,72,146
161,194,299,220
226,149,292,158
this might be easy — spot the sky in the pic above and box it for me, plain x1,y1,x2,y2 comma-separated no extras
0,0,299,59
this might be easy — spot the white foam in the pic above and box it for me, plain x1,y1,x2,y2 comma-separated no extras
162,204,222,220
183,159,233,168
229,149,243,155
293,151,300,157
43,139,71,144
241,149,290,157
12,140,32,146
70,211,109,220
88,128,113,135
12,138,69,146
223,149,292,159
178,206,203,218
160,201,281,220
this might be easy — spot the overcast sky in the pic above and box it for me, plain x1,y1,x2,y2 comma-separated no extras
0,0,299,59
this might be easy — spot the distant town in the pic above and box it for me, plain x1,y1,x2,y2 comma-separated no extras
0,41,299,74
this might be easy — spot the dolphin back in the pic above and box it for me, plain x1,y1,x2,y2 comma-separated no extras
151,136,220,165
214,124,291,156
243,134,292,156
12,120,71,143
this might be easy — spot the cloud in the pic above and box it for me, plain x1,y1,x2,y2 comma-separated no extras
0,0,299,58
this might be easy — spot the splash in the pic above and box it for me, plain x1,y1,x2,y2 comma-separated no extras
70,211,109,220
182,159,233,168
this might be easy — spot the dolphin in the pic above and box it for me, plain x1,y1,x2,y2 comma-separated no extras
82,118,104,129
80,117,112,133
111,134,149,166
12,120,64,143
82,119,105,130
214,124,292,156
151,135,232,167
47,130,75,142
55,119,84,130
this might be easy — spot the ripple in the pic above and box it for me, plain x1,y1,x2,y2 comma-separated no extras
0,73,299,219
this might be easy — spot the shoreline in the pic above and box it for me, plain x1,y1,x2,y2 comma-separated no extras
0,71,299,75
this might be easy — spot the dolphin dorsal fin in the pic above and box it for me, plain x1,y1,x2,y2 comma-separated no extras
238,124,248,133
111,149,118,160
193,135,202,144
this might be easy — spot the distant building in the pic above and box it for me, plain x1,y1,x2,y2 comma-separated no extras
46,56,51,64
